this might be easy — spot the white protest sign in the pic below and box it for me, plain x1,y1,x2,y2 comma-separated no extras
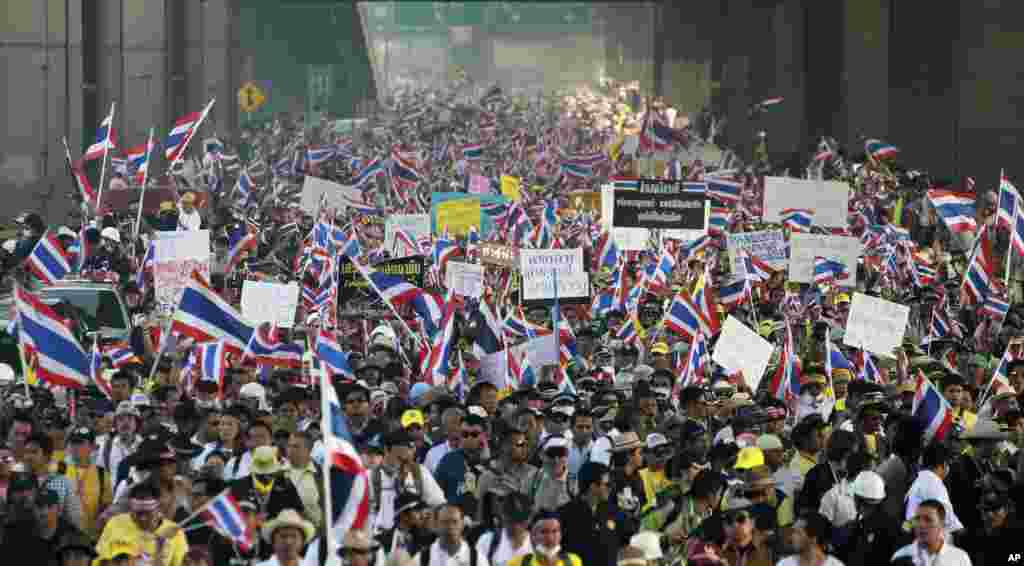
153,230,210,313
241,281,300,328
762,177,850,228
384,214,430,254
844,292,910,358
601,186,649,250
727,230,788,277
446,261,484,298
788,233,861,286
712,315,775,392
300,175,367,214
519,248,589,300
478,333,560,388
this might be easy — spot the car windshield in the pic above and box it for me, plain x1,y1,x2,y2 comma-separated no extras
37,288,127,332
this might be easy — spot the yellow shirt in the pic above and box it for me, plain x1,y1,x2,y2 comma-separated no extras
789,451,817,478
639,467,670,511
96,513,188,566
65,463,113,537
953,408,978,431
507,552,583,566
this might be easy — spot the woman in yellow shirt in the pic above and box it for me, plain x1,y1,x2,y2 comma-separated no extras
95,483,187,566
63,428,113,538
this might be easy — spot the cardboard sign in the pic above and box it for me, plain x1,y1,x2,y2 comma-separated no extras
384,214,430,255
433,197,482,236
241,281,300,328
727,230,789,277
612,179,707,230
788,234,861,286
602,185,650,251
479,333,560,389
154,230,210,313
844,292,910,358
480,243,519,269
712,315,776,392
338,256,425,304
446,261,484,298
763,177,850,228
519,249,588,301
300,176,368,214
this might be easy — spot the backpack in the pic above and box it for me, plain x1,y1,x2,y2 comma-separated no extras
420,543,478,566
371,464,425,515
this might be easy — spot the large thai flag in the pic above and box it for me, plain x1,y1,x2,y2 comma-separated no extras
171,270,254,354
982,292,1010,322
411,290,444,339
83,109,117,161
927,189,977,233
426,300,457,386
14,287,90,389
780,208,814,232
471,298,503,357
26,232,71,285
315,327,354,379
708,207,731,236
663,292,713,339
197,340,227,399
998,174,1020,230
679,331,707,388
912,370,954,444
706,177,742,204
243,323,302,368
717,277,748,309
306,146,336,166
320,369,369,552
964,226,995,304
199,490,255,552
165,100,213,161
350,258,422,307
813,256,849,285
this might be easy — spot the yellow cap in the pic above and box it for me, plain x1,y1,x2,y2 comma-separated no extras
836,293,851,304
181,191,196,204
401,409,425,429
651,342,669,355
102,542,140,561
734,447,765,470
160,200,175,212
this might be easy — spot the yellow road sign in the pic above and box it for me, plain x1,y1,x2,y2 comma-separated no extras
238,82,266,113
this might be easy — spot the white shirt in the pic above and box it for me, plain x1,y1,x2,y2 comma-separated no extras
776,556,844,566
891,541,973,566
177,206,202,230
416,539,491,566
98,434,140,476
370,464,446,534
588,433,616,467
567,440,593,479
819,479,858,527
475,529,532,566
223,451,253,482
904,470,964,534
424,441,458,475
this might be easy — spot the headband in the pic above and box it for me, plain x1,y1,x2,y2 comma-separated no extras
130,498,161,513
618,560,648,566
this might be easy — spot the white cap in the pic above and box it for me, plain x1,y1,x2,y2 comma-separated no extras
2,240,16,254
646,433,669,450
630,531,663,560
239,383,266,399
101,226,121,243
757,434,784,451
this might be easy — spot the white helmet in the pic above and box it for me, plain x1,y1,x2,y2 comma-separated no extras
850,471,885,500
100,226,121,243
239,382,269,411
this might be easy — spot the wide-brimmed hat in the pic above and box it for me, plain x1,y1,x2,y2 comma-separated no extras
612,431,643,452
261,508,315,543
962,419,1009,441
250,446,280,475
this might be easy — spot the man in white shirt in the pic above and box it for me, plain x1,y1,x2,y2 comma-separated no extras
370,429,446,537
416,504,490,566
424,407,464,475
285,430,322,528
904,443,964,534
98,402,142,476
177,191,202,230
475,493,533,566
892,499,973,566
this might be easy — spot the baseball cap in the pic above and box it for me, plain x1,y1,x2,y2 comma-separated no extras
401,409,425,429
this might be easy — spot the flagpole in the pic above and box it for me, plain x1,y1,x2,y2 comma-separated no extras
171,98,216,169
94,101,116,218
132,127,155,257
1006,170,1016,285
349,257,426,349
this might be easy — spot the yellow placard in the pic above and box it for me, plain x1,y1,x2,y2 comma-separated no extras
435,198,481,237
569,191,600,212
238,82,266,113
500,175,521,202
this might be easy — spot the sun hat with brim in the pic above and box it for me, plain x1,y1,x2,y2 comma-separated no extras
630,531,663,560
262,508,315,544
962,419,1009,441
250,446,280,475
612,431,643,452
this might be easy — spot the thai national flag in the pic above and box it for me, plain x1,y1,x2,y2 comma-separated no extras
706,177,742,204
912,370,954,444
1012,208,1024,258
813,256,849,285
708,207,731,235
320,366,369,549
412,290,444,339
197,340,228,399
226,225,257,273
663,292,713,339
306,146,336,166
125,142,150,185
824,329,855,378
316,327,354,379
647,248,676,292
982,292,1010,322
89,341,113,400
964,226,995,304
471,298,503,357
998,174,1020,231
717,277,748,309
14,287,90,389
864,138,899,159
103,343,139,368
769,324,801,401
199,490,255,552
426,300,456,386
234,171,254,207
927,189,977,233
243,323,303,368
391,151,421,184
69,158,97,208
171,270,255,354
780,208,814,232
858,350,883,384
679,331,707,388
741,249,776,283
349,259,421,307
595,232,619,270
83,109,117,161
136,242,154,297
165,100,213,161
26,232,71,285
351,158,386,190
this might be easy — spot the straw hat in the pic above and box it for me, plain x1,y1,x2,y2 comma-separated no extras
261,508,315,543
